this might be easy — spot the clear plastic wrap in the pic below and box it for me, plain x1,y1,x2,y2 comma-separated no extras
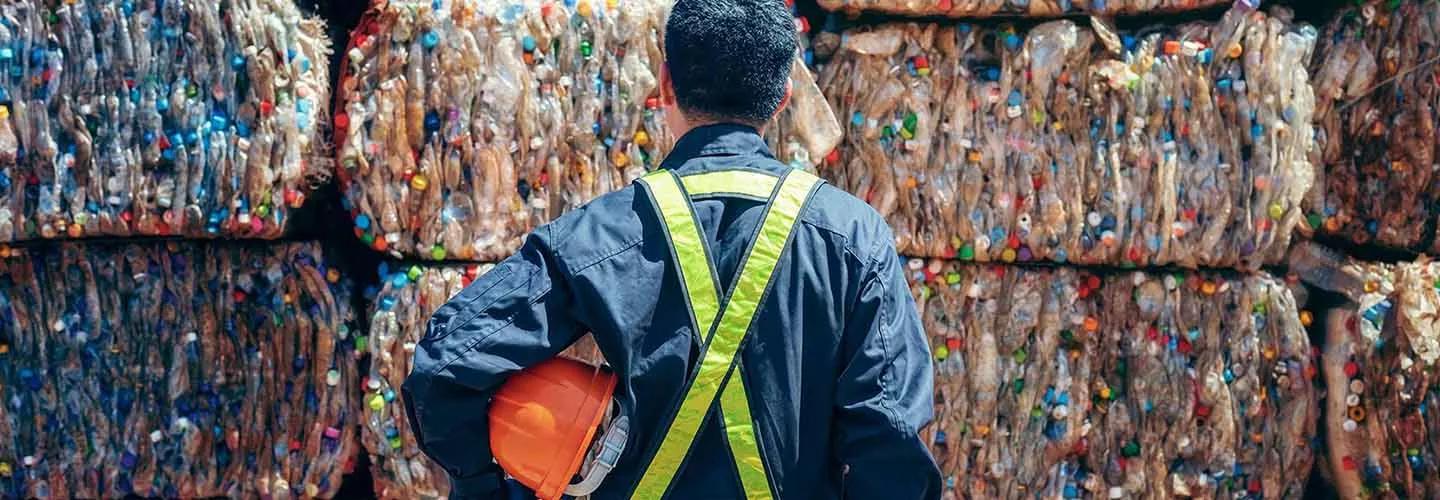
1296,252,1440,498
363,262,601,499
907,260,1317,499
1307,0,1440,253
818,7,1317,271
814,0,1232,20
0,241,358,498
0,0,333,242
336,0,835,261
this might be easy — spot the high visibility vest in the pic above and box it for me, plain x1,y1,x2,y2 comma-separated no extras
630,168,822,499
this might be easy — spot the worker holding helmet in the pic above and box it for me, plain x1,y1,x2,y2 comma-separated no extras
402,0,940,497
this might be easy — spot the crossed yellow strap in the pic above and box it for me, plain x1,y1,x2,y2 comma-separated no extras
631,168,821,499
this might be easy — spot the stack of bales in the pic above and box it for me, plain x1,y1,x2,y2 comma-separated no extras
810,1,1323,497
1299,0,1440,495
0,1,356,498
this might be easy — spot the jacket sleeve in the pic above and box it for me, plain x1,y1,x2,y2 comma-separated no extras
402,224,583,499
832,246,941,500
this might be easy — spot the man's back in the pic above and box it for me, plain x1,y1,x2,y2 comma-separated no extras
405,0,938,495
404,124,939,498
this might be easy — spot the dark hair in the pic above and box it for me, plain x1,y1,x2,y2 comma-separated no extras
664,0,796,127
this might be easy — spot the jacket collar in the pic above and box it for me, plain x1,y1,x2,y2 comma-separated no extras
660,123,779,175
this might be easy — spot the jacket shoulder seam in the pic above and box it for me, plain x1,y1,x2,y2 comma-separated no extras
569,236,645,275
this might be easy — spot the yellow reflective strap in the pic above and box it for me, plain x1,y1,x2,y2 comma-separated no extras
632,169,820,499
637,171,721,336
708,169,819,350
680,170,778,199
720,367,772,500
647,169,778,499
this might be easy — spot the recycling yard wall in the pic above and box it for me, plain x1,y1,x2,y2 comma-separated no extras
0,0,1436,498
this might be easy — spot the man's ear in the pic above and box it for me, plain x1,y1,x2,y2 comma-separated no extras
659,64,677,106
773,80,793,120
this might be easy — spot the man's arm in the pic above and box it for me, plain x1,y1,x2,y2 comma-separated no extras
833,245,941,500
402,225,583,498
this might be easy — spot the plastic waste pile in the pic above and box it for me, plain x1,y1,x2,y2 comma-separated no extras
817,7,1316,271
0,0,332,242
335,0,838,261
361,263,488,499
906,259,1317,499
1288,242,1439,498
335,0,672,262
815,0,1231,19
0,242,358,499
1308,0,1440,253
363,262,601,499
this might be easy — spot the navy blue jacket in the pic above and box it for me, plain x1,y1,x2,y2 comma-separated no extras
403,124,940,499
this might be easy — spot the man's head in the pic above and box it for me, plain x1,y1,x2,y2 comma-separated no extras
661,0,796,132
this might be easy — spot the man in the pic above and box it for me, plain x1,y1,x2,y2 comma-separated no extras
402,0,940,497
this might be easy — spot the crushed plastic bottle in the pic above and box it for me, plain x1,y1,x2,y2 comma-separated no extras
1286,240,1368,299
0,0,332,243
815,0,1231,20
336,0,834,262
766,58,843,172
364,263,602,499
817,6,1315,271
0,241,358,498
1308,0,1440,253
911,260,1316,499
1317,256,1439,499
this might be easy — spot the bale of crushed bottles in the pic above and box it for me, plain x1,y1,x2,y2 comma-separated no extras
335,0,670,261
1307,0,1440,253
815,0,1232,18
819,7,1317,272
0,241,359,498
904,259,1317,499
0,0,333,243
335,0,838,262
363,262,602,499
1287,243,1440,498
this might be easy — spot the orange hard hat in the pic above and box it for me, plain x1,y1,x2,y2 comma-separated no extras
490,357,620,500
